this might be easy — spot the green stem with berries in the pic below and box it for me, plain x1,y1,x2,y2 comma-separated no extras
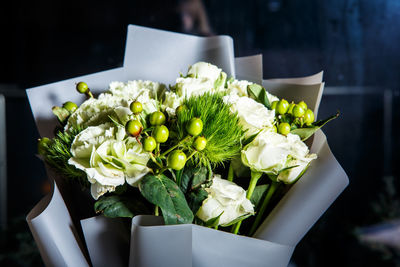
231,171,263,234
161,135,191,157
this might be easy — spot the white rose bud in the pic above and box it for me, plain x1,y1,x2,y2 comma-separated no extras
197,175,254,226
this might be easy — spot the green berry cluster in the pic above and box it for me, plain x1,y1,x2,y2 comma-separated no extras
271,99,315,135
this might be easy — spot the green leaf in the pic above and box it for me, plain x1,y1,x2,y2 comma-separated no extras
139,174,194,224
290,112,339,141
214,72,227,89
250,184,269,208
220,213,253,227
52,106,70,124
247,84,270,109
187,188,209,215
180,166,209,193
204,212,223,228
94,195,148,218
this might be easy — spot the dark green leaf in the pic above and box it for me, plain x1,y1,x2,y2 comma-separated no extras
52,106,70,124
247,84,270,109
221,213,253,227
290,112,340,141
250,184,269,208
139,174,194,224
94,195,148,218
180,166,209,193
204,212,223,228
188,188,209,214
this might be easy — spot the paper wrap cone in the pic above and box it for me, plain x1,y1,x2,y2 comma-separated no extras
26,25,348,267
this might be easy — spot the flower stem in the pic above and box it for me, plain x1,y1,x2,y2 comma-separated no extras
161,135,191,157
176,169,183,187
186,151,197,161
150,154,163,169
248,180,280,236
227,162,234,182
231,171,263,234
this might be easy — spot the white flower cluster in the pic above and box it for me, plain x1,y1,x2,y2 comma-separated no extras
68,123,150,199
67,80,164,199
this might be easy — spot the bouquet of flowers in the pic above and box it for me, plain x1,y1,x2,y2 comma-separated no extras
38,61,337,237
26,25,348,267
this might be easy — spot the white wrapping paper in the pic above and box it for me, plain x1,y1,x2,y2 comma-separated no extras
26,25,348,267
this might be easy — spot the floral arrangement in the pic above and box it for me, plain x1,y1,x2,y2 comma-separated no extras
37,62,337,236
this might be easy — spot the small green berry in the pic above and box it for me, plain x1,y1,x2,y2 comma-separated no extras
38,137,51,156
287,102,295,115
186,118,203,136
143,136,157,152
76,82,89,94
272,125,277,133
193,136,207,151
149,111,166,126
304,109,315,125
153,125,169,143
277,122,291,136
271,101,278,111
126,120,142,137
293,104,305,118
276,99,289,115
298,101,308,110
176,105,187,116
130,101,143,114
167,150,187,170
62,101,78,113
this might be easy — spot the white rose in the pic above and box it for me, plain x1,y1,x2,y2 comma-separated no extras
241,130,317,183
223,94,276,137
187,62,222,82
226,79,253,97
175,62,227,98
175,77,215,98
196,175,254,226
68,123,150,199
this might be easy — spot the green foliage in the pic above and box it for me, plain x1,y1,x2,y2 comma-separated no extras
290,112,339,141
43,126,89,187
176,93,245,167
187,187,209,215
94,194,150,218
139,174,194,224
247,83,271,109
250,184,269,209
180,166,209,194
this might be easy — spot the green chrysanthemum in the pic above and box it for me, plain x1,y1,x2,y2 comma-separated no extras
175,93,245,167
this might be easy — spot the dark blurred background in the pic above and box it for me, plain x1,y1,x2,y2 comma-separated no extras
1,0,400,266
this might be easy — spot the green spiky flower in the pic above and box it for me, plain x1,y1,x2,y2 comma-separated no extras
41,126,89,187
175,93,245,167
